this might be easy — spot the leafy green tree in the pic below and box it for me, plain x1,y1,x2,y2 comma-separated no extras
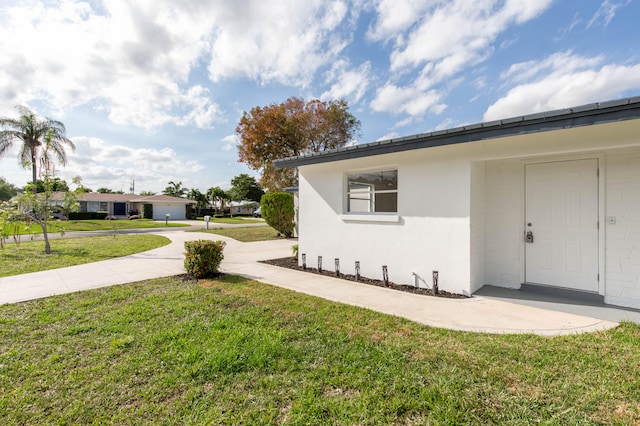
0,201,23,249
261,192,295,238
227,173,264,203
236,97,361,191
0,177,19,201
187,188,207,216
0,106,75,190
163,180,187,198
56,190,80,220
207,186,228,215
25,177,69,193
139,191,155,196
72,175,91,193
96,187,123,194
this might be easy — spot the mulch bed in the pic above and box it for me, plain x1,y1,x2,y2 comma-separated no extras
261,257,468,299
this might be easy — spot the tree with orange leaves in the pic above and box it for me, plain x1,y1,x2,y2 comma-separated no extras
236,97,361,192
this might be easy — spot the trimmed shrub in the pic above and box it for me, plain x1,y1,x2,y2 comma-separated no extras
261,192,294,238
184,240,226,278
68,211,108,220
186,205,196,220
143,204,153,220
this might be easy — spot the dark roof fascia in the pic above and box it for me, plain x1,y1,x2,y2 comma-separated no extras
274,96,640,169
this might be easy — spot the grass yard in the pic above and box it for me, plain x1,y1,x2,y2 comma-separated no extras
0,235,170,277
194,225,285,242
197,216,264,224
6,219,187,235
0,275,638,425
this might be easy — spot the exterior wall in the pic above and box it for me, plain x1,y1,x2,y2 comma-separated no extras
88,201,101,212
604,147,640,308
298,147,473,295
297,118,640,307
470,161,486,293
479,147,640,309
482,159,523,289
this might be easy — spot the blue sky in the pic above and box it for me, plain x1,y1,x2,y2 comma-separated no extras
1,0,639,194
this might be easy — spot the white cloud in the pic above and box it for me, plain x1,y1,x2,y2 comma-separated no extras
0,0,222,130
370,83,446,117
369,0,552,71
499,51,603,84
320,60,372,103
434,118,455,131
60,136,206,192
207,0,352,87
587,0,630,28
376,131,400,141
484,58,640,121
0,0,363,129
221,135,239,152
367,0,553,117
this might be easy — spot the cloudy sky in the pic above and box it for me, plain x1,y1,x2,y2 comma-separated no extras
1,0,639,194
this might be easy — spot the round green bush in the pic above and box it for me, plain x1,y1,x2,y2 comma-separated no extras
184,240,226,278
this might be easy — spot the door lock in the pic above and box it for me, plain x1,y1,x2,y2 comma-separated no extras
525,231,534,243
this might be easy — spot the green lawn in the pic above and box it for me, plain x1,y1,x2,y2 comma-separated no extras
197,216,264,224
0,235,170,277
193,225,285,242
0,276,638,424
6,219,187,235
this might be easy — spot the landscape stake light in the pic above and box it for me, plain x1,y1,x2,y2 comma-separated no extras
432,270,439,295
335,258,340,276
355,261,360,281
382,265,389,286
301,253,306,269
318,256,322,272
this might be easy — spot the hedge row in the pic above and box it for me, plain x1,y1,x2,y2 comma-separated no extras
68,211,109,220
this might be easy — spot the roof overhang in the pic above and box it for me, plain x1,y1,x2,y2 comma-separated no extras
274,96,640,169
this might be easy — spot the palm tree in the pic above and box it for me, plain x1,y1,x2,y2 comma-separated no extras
187,188,207,217
163,180,187,198
207,186,229,215
0,106,75,191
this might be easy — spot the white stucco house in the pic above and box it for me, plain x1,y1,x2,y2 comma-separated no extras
274,97,640,309
51,192,195,220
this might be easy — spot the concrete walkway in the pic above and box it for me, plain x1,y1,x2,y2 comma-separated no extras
0,230,624,336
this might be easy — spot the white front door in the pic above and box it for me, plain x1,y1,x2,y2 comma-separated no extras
524,159,599,292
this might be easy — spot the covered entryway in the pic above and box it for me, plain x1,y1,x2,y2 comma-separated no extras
524,159,599,292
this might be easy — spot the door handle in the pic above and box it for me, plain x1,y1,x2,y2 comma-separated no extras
525,231,534,243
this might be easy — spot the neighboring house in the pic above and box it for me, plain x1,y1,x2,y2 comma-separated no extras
210,200,258,216
51,193,195,220
274,97,640,310
228,201,258,216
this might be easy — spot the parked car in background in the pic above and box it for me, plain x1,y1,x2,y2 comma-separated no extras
51,210,67,220
253,206,261,217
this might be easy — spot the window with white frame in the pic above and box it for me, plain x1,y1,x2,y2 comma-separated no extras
346,169,397,213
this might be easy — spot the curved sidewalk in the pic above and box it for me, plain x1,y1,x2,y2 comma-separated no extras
0,231,620,336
